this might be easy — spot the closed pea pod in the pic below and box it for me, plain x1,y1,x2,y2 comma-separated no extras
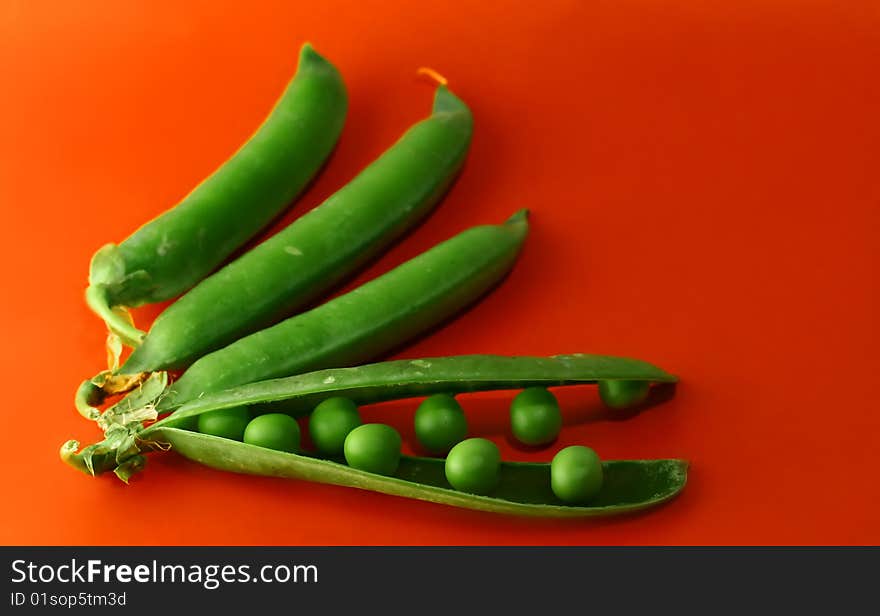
157,211,530,409
62,354,687,517
86,43,348,345
75,212,527,423
120,85,472,373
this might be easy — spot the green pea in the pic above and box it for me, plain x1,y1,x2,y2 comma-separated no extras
551,446,604,503
197,406,251,440
343,424,401,476
414,394,468,454
444,438,501,495
510,387,562,446
309,397,362,456
598,380,650,409
243,413,301,453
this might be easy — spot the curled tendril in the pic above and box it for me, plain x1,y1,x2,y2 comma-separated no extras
65,371,171,482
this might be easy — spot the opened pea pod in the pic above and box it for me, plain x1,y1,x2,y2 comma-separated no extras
87,43,348,345
62,354,687,517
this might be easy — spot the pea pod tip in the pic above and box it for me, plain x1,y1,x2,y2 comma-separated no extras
507,209,530,224
297,41,336,72
432,84,470,117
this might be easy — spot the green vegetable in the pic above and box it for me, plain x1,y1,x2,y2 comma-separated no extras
85,43,347,346
197,406,251,441
127,428,688,517
158,212,530,409
77,212,528,422
243,414,301,453
509,387,562,446
343,424,402,476
550,446,604,503
309,397,361,456
63,354,684,516
121,85,472,372
414,394,467,454
599,380,651,409
163,353,676,423
444,438,500,495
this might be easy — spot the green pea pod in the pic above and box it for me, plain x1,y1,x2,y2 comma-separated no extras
155,429,687,517
86,43,348,345
73,212,527,422
61,354,684,516
121,85,472,373
164,353,678,422
159,210,531,408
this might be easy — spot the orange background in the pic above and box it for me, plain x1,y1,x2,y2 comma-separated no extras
1,1,877,545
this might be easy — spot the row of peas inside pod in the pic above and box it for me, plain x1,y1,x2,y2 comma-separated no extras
194,382,652,505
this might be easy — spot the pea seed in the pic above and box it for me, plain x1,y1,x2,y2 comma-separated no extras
344,424,402,476
551,446,604,503
309,397,362,456
197,406,251,441
243,413,301,453
598,380,650,409
510,387,562,446
414,394,468,454
445,438,501,495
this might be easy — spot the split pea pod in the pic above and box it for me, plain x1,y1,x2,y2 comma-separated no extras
62,354,685,517
165,353,678,420
121,85,472,373
159,211,530,409
86,43,348,345
155,430,687,517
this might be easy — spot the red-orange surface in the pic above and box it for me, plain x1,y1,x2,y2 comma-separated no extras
1,1,877,545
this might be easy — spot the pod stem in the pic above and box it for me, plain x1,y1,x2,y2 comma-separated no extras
60,431,169,482
416,67,449,86
85,285,146,347
65,370,171,481
74,370,163,425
